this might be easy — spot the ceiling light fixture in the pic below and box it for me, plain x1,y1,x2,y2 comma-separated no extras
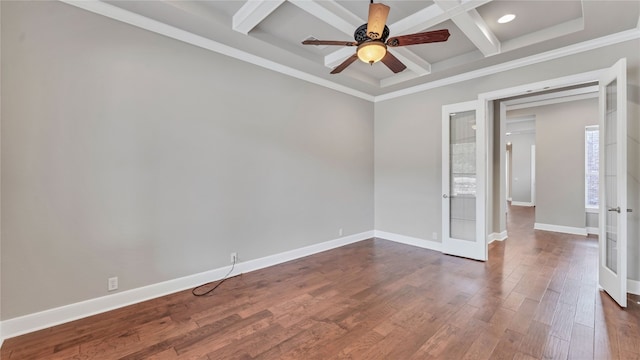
356,2,390,65
498,14,516,24
357,41,387,64
302,1,450,74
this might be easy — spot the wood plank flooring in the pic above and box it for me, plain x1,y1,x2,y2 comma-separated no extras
2,205,640,359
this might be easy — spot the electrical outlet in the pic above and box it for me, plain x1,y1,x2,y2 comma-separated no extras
230,252,237,264
108,277,118,291
432,232,438,240
338,228,343,236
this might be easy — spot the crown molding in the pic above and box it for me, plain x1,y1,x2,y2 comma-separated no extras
59,1,640,104
59,0,375,102
375,28,640,102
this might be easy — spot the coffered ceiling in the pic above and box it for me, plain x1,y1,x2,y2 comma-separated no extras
66,0,640,100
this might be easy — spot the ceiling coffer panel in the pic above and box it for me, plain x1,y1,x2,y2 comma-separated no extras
95,0,640,97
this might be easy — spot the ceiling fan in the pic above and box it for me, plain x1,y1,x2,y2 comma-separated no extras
302,1,450,74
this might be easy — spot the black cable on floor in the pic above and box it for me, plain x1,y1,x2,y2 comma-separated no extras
192,257,237,297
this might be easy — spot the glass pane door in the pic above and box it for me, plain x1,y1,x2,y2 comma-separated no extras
449,111,477,241
442,100,486,261
604,80,618,274
598,58,627,308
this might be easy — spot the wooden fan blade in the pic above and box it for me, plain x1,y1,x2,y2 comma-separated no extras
380,51,407,73
330,54,359,74
386,29,450,47
367,3,390,40
302,40,358,46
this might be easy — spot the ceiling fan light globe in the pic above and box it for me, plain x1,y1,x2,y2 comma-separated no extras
357,42,387,64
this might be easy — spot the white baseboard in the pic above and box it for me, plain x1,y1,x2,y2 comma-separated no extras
628,279,640,296
511,201,534,207
0,230,374,342
374,230,442,252
488,231,508,244
586,227,599,235
534,223,587,236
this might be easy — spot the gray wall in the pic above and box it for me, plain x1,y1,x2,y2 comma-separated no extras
374,39,640,274
586,212,599,231
506,128,536,204
2,0,640,323
528,99,598,229
1,1,374,319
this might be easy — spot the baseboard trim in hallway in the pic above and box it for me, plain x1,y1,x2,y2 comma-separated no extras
629,279,640,296
373,230,442,252
534,222,587,236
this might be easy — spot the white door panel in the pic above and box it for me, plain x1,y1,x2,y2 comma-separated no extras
442,101,487,261
598,58,627,308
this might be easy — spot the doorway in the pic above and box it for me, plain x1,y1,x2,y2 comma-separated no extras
503,92,598,236
477,60,631,308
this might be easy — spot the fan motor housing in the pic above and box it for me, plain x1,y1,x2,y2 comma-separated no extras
354,23,390,43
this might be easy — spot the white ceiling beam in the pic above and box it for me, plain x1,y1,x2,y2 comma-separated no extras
434,0,501,57
289,0,363,35
389,4,448,35
377,47,439,87
325,47,356,68
501,18,584,53
232,0,285,35
389,48,432,76
379,1,492,77
379,71,419,88
460,0,494,10
390,0,492,35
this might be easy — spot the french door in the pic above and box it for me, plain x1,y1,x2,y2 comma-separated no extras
442,100,487,261
598,58,628,308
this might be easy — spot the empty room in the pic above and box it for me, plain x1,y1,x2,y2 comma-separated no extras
1,0,640,359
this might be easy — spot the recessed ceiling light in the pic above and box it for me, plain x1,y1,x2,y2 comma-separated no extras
498,14,516,24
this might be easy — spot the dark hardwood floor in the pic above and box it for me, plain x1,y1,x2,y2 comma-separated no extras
2,206,640,359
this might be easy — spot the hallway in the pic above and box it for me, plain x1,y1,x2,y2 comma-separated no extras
492,204,640,359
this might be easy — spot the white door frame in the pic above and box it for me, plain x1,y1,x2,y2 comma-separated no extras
479,70,602,237
442,100,487,261
598,58,628,307
531,145,536,206
477,65,631,302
